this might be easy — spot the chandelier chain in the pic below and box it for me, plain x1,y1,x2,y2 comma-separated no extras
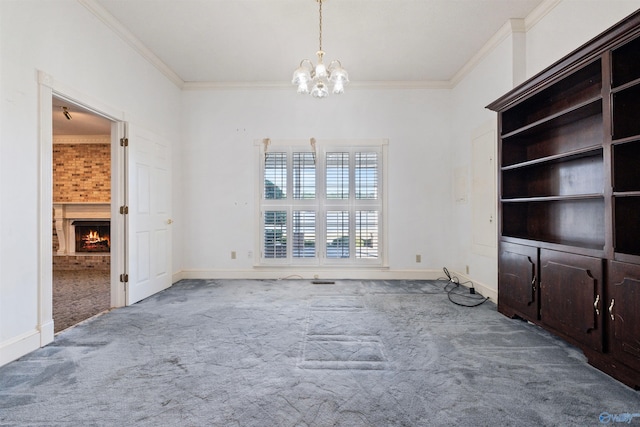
318,0,323,52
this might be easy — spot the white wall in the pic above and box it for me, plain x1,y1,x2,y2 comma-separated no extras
449,0,640,299
526,0,640,78
0,0,181,364
449,27,523,299
180,87,454,279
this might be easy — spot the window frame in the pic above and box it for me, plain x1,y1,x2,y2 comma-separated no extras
256,139,388,268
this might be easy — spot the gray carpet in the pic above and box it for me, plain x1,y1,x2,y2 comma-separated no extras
1,279,639,426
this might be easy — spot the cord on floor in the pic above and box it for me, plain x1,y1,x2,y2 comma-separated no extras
438,267,490,307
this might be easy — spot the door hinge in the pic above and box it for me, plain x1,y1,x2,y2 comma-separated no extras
119,205,129,215
119,273,129,283
120,137,129,147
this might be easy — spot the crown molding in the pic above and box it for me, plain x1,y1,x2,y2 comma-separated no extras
182,80,452,91
525,0,563,30
77,0,185,89
77,0,561,94
448,0,561,89
53,135,111,144
449,18,526,88
182,81,291,91
350,80,452,90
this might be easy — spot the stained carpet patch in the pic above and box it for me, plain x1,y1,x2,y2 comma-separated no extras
298,294,388,370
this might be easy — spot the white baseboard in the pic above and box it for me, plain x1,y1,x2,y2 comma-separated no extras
0,329,41,367
40,320,55,346
172,270,186,284
172,268,497,302
175,268,446,281
174,268,498,301
448,270,497,302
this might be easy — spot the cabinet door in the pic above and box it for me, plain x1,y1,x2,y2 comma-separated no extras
498,242,538,320
608,261,640,373
540,250,603,351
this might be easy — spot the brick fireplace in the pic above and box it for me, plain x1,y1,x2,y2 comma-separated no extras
74,221,110,253
53,139,111,270
54,203,111,254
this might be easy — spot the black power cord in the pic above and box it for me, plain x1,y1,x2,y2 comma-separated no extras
439,267,490,308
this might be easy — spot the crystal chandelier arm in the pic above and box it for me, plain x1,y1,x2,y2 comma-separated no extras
299,59,314,69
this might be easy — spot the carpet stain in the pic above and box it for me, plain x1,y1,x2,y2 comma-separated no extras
299,294,389,370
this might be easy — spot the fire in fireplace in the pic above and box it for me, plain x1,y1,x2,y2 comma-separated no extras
73,221,110,253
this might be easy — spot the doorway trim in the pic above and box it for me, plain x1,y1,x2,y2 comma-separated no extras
38,71,126,346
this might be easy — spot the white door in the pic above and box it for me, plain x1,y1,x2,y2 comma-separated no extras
125,124,172,305
471,122,497,257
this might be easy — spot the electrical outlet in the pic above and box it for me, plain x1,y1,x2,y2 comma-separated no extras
248,251,253,258
313,274,319,279
416,254,422,263
231,251,236,259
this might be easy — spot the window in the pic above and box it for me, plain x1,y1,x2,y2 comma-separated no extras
258,139,387,266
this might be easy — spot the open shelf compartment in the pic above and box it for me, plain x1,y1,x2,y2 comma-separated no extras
502,149,603,199
501,100,603,167
501,60,602,135
612,84,640,140
612,34,640,88
613,140,640,192
502,198,605,250
614,196,640,257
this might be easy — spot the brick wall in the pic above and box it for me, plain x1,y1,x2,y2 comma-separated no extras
52,142,111,264
53,143,110,202
53,254,110,271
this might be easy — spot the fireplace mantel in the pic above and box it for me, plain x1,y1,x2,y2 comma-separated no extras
53,203,111,255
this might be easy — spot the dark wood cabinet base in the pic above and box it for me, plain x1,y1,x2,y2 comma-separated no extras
587,351,640,390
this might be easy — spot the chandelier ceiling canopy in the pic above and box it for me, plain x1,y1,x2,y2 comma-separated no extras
292,0,349,98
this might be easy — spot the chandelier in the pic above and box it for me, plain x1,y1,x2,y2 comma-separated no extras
292,0,349,98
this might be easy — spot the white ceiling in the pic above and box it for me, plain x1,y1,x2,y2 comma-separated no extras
53,98,112,136
54,0,545,135
93,0,544,85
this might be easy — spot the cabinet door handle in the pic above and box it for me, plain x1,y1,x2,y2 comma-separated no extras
594,294,600,316
531,275,536,286
609,299,615,321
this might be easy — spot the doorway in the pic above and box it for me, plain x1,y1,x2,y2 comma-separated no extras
38,72,170,347
51,96,115,332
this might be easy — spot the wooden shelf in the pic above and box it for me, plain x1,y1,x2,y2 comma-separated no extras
490,9,640,389
610,76,640,94
501,60,602,135
508,236,602,254
614,196,640,256
501,236,605,258
501,97,602,139
501,146,602,171
502,193,603,203
613,140,640,192
502,198,605,250
502,150,603,200
613,191,640,197
612,84,640,139
501,101,603,167
612,34,640,87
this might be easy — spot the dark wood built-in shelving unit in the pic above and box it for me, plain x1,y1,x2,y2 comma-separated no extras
488,9,640,389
